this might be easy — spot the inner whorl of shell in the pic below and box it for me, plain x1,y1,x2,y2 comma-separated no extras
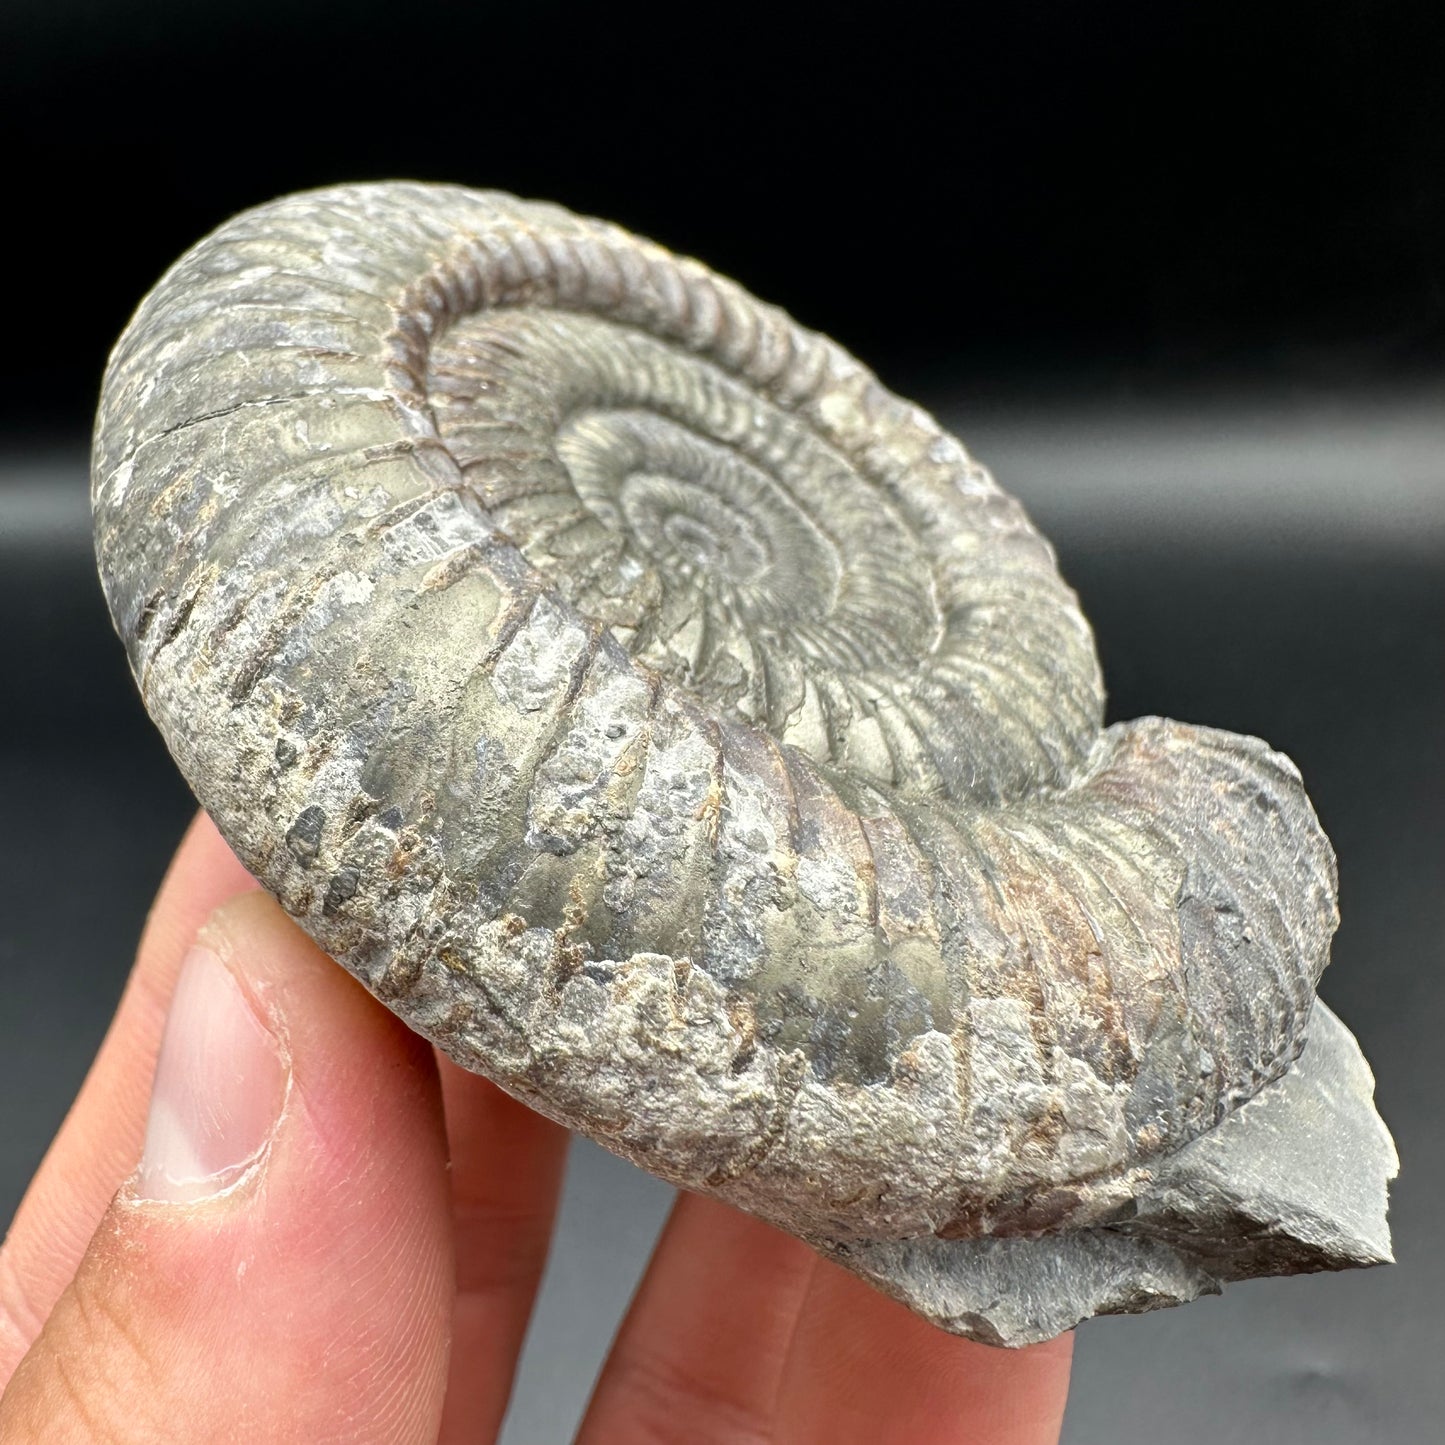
426,305,1101,808
91,185,1340,1248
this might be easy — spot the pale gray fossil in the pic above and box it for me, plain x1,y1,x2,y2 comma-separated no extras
92,182,1396,1345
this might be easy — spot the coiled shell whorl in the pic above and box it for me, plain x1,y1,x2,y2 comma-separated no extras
92,184,1394,1344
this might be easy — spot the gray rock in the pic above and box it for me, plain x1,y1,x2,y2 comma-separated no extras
90,182,1395,1343
822,1002,1396,1344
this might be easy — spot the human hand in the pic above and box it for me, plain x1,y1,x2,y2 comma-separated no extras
0,813,1073,1443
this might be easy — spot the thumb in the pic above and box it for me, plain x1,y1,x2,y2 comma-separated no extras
0,892,455,1444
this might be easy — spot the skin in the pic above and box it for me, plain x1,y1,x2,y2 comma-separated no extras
0,812,1072,1443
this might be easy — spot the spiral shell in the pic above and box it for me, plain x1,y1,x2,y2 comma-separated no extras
92,184,1395,1344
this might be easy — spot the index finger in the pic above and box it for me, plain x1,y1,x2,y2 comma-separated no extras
579,1190,1072,1445
778,1259,1073,1444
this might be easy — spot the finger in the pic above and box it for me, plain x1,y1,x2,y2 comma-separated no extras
0,890,454,1444
0,812,255,1378
576,1192,819,1444
776,1263,1074,1445
435,1061,569,1445
578,1190,1073,1445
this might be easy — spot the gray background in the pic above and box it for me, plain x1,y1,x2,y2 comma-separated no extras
3,385,1439,1442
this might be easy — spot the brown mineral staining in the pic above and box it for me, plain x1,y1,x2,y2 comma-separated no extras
93,183,1395,1344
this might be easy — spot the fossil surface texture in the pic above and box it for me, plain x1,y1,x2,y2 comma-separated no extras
91,183,1396,1344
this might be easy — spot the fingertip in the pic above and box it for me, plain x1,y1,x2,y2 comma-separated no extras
200,891,444,1169
137,812,259,963
1,889,455,1444
0,813,263,1383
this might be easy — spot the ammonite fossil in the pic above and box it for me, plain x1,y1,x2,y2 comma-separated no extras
92,183,1396,1345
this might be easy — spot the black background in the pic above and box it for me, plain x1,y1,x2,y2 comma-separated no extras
5,0,1445,439
2,3,1441,1441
